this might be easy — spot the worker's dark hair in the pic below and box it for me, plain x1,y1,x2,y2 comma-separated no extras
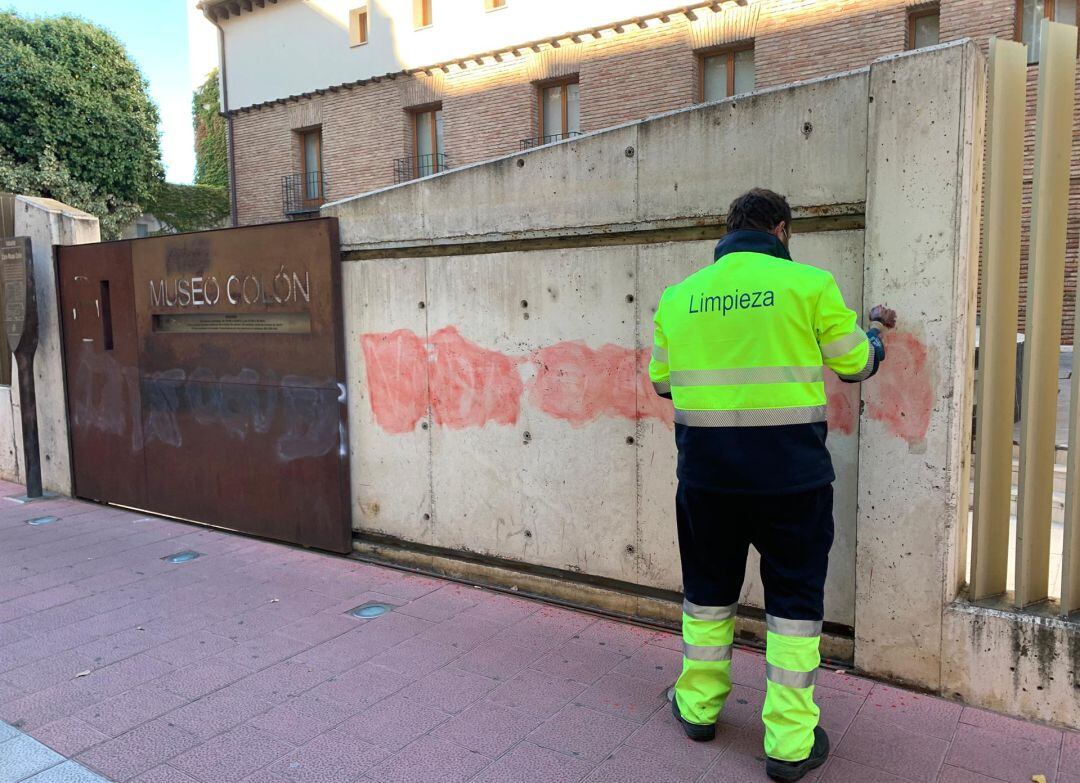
726,188,792,233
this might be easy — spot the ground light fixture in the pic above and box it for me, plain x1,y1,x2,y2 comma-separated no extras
162,551,202,564
348,602,392,618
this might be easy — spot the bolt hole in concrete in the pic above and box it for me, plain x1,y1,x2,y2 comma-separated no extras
26,516,57,526
162,551,201,564
523,431,532,443
803,121,814,137
418,301,426,309
626,294,635,303
516,158,525,168
524,529,533,538
348,602,393,619
520,300,528,308
626,436,635,445
625,146,635,158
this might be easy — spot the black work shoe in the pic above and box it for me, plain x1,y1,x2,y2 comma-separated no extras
765,727,830,782
669,690,716,742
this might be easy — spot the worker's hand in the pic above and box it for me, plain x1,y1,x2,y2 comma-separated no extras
869,304,897,331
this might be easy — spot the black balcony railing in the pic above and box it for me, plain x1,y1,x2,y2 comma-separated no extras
282,171,325,216
394,153,448,183
519,131,582,150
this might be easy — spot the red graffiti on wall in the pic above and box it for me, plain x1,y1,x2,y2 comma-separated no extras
429,327,525,429
531,341,640,426
864,332,933,445
359,328,933,444
825,372,858,437
360,330,428,434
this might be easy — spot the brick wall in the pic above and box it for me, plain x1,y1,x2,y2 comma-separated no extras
228,0,1079,340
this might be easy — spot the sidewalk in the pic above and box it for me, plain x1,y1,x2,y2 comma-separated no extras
0,484,1073,783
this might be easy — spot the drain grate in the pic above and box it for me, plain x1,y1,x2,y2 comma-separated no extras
348,602,392,619
26,516,57,526
162,551,201,564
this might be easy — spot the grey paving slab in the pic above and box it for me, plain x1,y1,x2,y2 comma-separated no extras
0,733,65,783
22,761,111,783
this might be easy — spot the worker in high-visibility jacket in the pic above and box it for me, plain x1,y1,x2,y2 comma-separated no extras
650,188,896,782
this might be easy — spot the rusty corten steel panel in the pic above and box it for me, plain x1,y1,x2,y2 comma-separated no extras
129,218,350,554
58,241,148,508
58,219,350,554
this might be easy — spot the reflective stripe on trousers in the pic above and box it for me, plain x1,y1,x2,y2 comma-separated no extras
673,601,736,725
763,618,821,762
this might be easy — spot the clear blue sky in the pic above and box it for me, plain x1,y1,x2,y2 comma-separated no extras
6,1,218,184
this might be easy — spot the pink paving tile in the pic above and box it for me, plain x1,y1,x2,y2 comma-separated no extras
582,744,704,783
305,662,414,715
265,729,389,782
528,704,638,762
648,630,684,652
1061,732,1080,778
495,607,595,651
366,735,492,783
416,613,502,653
945,722,1060,783
365,572,446,602
470,741,595,783
718,683,767,728
130,765,203,783
289,629,391,675
702,725,827,783
859,684,962,741
215,632,311,671
836,714,950,782
487,668,588,719
276,613,358,645
625,705,728,774
574,671,668,723
32,716,111,757
814,684,867,737
0,676,24,703
244,697,346,746
613,642,683,685
79,653,178,697
823,757,911,782
337,694,451,752
0,680,104,731
397,666,500,714
572,619,655,656
393,586,479,621
76,718,201,782
78,683,189,737
936,767,1009,783
152,657,253,700
164,686,277,740
367,636,462,676
432,699,541,757
457,593,539,627
233,660,333,703
170,724,295,782
148,631,235,667
531,641,627,685
456,638,545,681
815,667,876,697
959,706,1065,748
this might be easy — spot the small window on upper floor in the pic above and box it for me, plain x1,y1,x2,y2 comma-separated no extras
700,45,754,102
349,6,369,46
485,0,507,9
907,4,940,50
539,79,581,144
1019,0,1077,63
414,0,432,29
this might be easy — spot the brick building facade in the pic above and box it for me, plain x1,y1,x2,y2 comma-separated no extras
205,0,1079,338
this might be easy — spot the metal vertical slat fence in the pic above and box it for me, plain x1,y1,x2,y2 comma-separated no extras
971,21,1079,614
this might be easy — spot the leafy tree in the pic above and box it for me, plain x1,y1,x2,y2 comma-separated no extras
144,182,230,234
193,68,228,189
0,12,163,238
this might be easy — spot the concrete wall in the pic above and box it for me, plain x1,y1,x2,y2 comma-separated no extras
331,67,873,633
0,198,100,494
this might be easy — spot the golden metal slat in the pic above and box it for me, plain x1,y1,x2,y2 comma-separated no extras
971,37,1027,601
1016,20,1078,609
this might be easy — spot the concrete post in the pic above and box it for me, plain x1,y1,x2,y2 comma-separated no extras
856,41,985,686
6,197,100,495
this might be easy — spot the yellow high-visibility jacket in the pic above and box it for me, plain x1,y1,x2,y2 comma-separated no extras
649,229,881,493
